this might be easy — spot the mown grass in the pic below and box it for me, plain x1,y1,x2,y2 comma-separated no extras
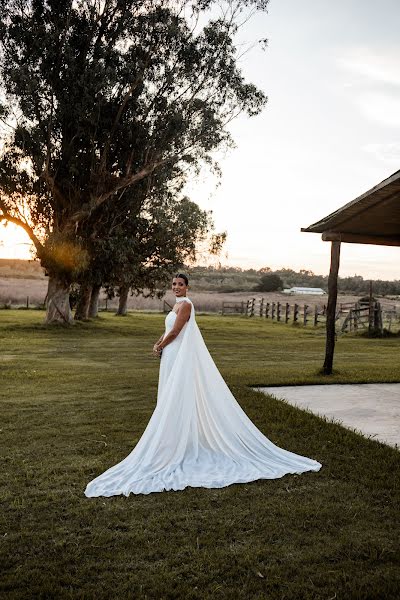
1,310,399,600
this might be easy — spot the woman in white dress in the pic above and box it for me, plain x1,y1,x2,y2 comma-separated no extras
85,274,321,497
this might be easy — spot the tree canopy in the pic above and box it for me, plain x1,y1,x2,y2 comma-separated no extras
0,0,269,321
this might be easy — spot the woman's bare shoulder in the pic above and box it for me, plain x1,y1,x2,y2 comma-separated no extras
178,300,192,313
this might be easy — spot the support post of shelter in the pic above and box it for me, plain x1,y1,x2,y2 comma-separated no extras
323,240,341,375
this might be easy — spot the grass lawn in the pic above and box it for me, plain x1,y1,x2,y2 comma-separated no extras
1,309,399,599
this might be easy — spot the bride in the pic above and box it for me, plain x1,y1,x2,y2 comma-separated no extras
85,274,321,497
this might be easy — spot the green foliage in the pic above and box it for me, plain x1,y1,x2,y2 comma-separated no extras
0,0,268,284
86,189,212,297
1,310,399,598
254,272,283,292
188,265,261,291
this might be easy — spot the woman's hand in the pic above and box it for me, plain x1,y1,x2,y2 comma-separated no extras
152,343,162,358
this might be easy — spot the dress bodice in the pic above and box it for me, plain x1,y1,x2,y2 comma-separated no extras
165,310,177,333
165,297,191,333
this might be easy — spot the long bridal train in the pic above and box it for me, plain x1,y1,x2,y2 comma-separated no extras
85,298,321,497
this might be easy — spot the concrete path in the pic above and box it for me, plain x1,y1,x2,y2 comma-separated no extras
256,384,400,448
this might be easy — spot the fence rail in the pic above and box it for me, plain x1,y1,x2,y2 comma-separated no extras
222,297,400,332
222,298,327,326
340,301,400,333
221,301,246,315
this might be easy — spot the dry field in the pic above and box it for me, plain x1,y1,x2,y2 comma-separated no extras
0,275,387,313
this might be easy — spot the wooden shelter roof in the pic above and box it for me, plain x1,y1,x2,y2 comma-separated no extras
301,169,400,246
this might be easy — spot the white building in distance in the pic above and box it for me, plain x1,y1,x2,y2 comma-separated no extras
283,287,326,295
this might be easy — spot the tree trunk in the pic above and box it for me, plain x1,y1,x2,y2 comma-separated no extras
116,285,129,316
88,284,101,318
74,283,93,320
44,275,73,325
323,241,341,375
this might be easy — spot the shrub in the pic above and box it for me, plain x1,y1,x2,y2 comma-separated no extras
255,273,284,292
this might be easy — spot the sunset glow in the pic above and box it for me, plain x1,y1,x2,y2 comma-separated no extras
0,222,34,259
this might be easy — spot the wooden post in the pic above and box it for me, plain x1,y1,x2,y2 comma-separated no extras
379,304,383,334
374,301,383,334
374,302,379,331
259,297,264,317
265,302,270,319
285,303,290,323
277,302,281,321
368,281,373,334
26,296,29,309
271,302,276,320
293,303,298,323
303,304,308,325
314,305,318,326
323,241,341,374
251,297,255,317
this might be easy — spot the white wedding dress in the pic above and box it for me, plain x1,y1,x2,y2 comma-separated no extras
85,297,321,497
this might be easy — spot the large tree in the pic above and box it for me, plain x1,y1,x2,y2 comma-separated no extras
0,0,268,323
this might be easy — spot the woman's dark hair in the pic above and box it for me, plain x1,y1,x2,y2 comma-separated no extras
174,273,189,285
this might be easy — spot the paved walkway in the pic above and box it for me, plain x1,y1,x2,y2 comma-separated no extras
256,384,400,448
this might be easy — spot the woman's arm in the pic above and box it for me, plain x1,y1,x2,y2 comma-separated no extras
157,302,191,351
153,333,165,356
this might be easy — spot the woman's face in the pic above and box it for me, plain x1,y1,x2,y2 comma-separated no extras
172,277,188,298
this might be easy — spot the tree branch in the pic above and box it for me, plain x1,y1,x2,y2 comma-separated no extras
97,73,144,179
0,201,43,253
68,154,180,228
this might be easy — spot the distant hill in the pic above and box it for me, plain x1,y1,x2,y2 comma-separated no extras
187,266,400,296
0,258,45,279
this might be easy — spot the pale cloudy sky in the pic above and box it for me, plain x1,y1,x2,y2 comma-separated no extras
188,0,400,279
1,0,400,279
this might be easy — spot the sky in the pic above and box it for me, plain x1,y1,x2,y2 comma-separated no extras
1,0,400,279
187,0,400,278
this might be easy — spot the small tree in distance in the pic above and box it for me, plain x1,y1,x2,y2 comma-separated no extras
255,273,283,292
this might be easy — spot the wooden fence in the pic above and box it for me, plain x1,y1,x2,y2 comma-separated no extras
340,300,399,333
222,297,399,332
222,298,327,326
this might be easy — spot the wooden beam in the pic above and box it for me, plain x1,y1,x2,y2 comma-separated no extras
302,172,400,235
323,241,341,375
319,186,400,232
321,232,400,246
